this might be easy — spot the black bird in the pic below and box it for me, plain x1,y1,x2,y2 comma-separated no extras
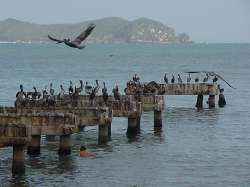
195,77,199,83
49,83,55,96
164,73,168,84
203,74,209,82
102,82,108,103
48,23,96,49
171,74,175,84
69,80,74,94
112,85,121,101
75,80,83,94
85,82,93,95
178,74,182,83
133,74,140,82
213,76,218,83
187,73,191,83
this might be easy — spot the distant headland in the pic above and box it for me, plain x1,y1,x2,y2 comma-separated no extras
0,17,192,44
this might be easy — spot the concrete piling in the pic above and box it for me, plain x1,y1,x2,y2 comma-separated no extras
98,124,109,144
208,95,215,108
58,135,71,155
127,117,138,137
12,145,25,175
108,123,112,141
195,94,203,109
46,135,56,141
154,110,162,131
27,135,41,156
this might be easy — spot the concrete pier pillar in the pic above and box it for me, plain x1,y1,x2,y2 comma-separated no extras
46,135,56,141
195,94,203,109
218,93,226,107
108,123,112,141
12,145,25,175
27,135,41,156
58,135,71,155
154,110,162,131
127,117,138,137
208,95,215,108
136,116,141,133
98,124,109,144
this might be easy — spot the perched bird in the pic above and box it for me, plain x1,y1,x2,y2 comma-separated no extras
49,83,55,96
171,74,175,84
102,82,108,103
112,85,121,101
133,74,140,82
75,80,83,94
85,82,93,95
213,76,218,83
93,80,100,94
59,85,65,99
42,86,48,98
164,73,168,84
69,80,74,94
48,23,96,49
203,74,209,82
187,73,191,83
177,74,182,83
195,77,199,83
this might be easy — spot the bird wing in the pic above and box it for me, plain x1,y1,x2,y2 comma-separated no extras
72,23,96,45
48,35,64,43
185,71,236,89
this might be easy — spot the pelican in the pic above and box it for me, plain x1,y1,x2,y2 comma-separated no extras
195,77,199,83
171,74,175,84
187,73,191,83
112,85,121,100
85,82,93,95
102,82,108,103
203,74,209,82
59,85,65,99
49,83,55,96
177,74,182,83
75,80,83,94
69,80,74,94
213,76,218,83
164,73,168,84
48,23,96,49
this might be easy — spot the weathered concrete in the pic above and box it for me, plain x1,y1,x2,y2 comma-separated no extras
127,117,139,137
196,94,204,109
58,134,71,155
218,93,226,107
98,124,109,144
27,135,41,156
208,95,216,108
12,144,25,175
125,82,218,96
154,110,162,131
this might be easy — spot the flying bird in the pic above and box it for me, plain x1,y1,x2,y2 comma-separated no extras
185,71,236,89
48,23,96,49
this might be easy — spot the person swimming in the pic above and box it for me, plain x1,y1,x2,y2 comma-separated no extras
79,145,95,157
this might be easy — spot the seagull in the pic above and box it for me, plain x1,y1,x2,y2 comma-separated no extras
48,23,96,49
185,71,236,89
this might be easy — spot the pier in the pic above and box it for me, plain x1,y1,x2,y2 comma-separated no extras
0,80,222,174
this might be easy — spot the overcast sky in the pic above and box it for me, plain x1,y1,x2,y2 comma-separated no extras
0,0,249,43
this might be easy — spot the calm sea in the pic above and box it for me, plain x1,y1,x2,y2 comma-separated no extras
0,43,250,187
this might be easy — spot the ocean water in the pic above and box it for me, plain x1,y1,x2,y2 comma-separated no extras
0,43,250,187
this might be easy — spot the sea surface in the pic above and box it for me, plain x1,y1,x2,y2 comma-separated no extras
0,43,250,187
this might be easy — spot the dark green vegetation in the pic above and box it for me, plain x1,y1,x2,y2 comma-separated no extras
0,17,191,43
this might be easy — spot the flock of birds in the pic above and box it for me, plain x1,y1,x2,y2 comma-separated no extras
163,71,235,89
15,80,121,106
164,73,216,84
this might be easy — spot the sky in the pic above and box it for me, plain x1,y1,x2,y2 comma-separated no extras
0,0,250,43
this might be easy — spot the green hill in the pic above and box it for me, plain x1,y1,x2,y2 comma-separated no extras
0,17,192,43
